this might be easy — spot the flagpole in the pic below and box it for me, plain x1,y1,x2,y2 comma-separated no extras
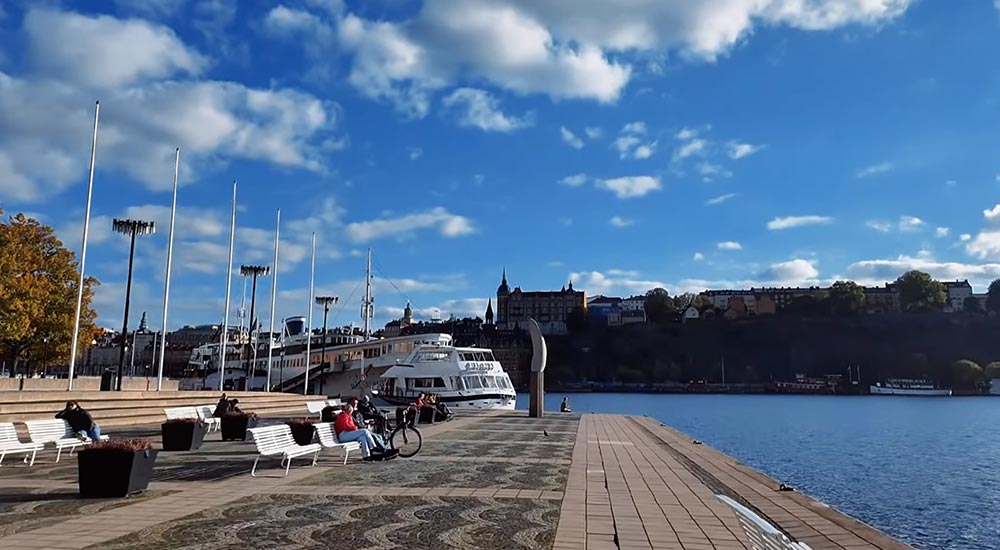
68,101,100,391
157,148,180,391
303,233,316,395
218,181,237,392
265,209,280,391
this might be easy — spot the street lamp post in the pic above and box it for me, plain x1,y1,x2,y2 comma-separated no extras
240,265,270,383
315,296,338,390
112,219,155,391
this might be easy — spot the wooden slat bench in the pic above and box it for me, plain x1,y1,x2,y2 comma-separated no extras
247,425,321,477
0,422,44,467
23,419,108,462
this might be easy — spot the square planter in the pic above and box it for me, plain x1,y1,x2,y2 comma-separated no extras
161,421,208,451
221,415,258,441
78,448,158,498
287,422,316,446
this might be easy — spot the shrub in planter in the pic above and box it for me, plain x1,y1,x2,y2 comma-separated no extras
78,439,158,498
161,418,208,451
286,419,316,446
221,412,258,441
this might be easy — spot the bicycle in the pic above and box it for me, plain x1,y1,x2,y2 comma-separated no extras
366,404,422,458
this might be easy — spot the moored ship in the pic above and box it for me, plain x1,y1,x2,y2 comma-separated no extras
869,379,951,396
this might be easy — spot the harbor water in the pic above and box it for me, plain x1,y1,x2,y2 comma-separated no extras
517,393,1000,550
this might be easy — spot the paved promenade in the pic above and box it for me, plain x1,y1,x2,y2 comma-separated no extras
0,411,911,549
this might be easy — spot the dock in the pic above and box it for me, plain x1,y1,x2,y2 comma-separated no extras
0,410,911,549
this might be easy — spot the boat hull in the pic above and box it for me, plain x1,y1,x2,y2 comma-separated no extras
869,386,951,396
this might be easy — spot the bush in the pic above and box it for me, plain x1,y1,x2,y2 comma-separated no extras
286,418,315,427
87,439,153,452
223,411,257,419
163,418,201,425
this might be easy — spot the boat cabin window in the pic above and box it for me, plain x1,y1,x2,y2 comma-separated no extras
483,376,497,389
408,377,446,389
463,376,483,389
415,350,451,362
450,376,465,390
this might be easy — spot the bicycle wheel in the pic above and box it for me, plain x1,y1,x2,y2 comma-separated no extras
389,424,422,458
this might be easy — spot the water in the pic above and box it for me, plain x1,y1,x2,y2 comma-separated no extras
515,393,1000,550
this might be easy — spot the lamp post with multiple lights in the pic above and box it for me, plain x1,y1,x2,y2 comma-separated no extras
112,218,155,391
240,265,270,383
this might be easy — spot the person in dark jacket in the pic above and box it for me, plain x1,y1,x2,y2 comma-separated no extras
213,393,233,417
55,401,101,441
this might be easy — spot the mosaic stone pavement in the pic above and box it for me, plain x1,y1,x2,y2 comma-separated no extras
0,486,172,536
95,494,560,550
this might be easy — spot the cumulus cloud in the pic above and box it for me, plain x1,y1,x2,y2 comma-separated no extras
345,207,474,242
727,142,764,159
441,88,532,132
595,176,661,199
898,215,926,232
866,220,892,232
560,126,584,149
757,259,819,282
568,269,667,296
609,216,635,228
965,204,1000,260
559,173,588,187
674,138,706,160
705,193,737,206
935,227,950,238
766,215,833,230
692,252,705,261
856,162,893,178
847,255,1000,288
613,121,657,160
584,127,602,139
716,241,742,251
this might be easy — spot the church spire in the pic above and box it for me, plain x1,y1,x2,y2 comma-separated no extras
497,267,510,295
485,298,494,325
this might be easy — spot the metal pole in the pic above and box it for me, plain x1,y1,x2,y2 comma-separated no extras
116,229,138,391
218,182,236,392
157,148,180,391
68,101,100,390
363,249,372,341
303,233,316,395
266,209,280,391
246,275,258,382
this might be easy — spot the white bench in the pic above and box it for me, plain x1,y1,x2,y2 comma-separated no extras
717,495,813,550
23,419,108,462
0,422,44,467
306,401,328,418
195,406,221,432
164,406,201,421
313,422,361,465
247,425,321,477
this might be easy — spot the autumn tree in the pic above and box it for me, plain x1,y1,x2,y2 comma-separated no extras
643,287,673,324
0,211,100,375
895,270,946,312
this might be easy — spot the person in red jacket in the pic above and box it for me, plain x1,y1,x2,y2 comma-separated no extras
334,403,378,460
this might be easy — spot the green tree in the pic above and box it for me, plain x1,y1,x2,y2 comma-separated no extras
671,292,696,310
828,281,866,315
644,287,673,324
987,279,1000,314
895,270,946,312
0,212,100,375
951,359,984,391
984,362,1000,379
963,296,984,314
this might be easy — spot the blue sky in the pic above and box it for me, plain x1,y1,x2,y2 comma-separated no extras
2,0,1000,331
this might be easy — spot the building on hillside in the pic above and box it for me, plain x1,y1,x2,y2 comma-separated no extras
943,280,973,312
383,302,415,338
495,269,587,335
682,305,700,322
755,295,777,315
621,295,646,313
587,296,622,322
862,284,899,313
724,297,749,320
754,287,827,309
704,290,756,314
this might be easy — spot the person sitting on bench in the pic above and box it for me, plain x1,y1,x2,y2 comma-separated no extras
55,401,101,441
334,403,379,461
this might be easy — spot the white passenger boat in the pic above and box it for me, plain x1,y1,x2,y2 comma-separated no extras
869,379,951,396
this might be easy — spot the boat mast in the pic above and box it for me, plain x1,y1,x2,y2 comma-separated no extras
362,248,373,341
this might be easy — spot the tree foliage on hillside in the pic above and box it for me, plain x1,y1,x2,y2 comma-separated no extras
644,287,673,324
0,210,100,374
896,270,946,312
987,279,1000,314
828,281,866,315
984,361,1000,379
951,359,984,390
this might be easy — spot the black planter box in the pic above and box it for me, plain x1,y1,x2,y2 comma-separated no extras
287,423,316,446
161,421,208,451
221,415,258,441
78,448,158,498
321,406,338,423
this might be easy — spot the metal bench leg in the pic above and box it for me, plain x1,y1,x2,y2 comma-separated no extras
250,456,261,477
284,455,292,477
312,449,320,467
56,446,63,463
0,451,5,467
343,447,350,465
28,449,37,467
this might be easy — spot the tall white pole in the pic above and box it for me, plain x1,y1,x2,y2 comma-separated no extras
303,233,316,395
363,248,372,341
265,209,280,391
157,148,180,391
68,101,100,391
218,181,237,392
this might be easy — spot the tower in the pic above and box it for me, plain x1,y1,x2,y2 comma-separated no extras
496,268,511,329
138,311,149,333
402,301,414,327
485,298,494,325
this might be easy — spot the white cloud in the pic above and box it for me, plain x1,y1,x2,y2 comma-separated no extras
716,241,742,251
441,88,532,132
856,162,893,178
692,252,705,261
705,193,737,206
675,138,706,160
757,259,819,282
727,142,763,159
960,234,972,242
609,216,635,228
696,162,732,180
613,121,657,160
965,204,1000,260
935,227,950,238
766,215,834,230
344,207,474,242
584,127,602,139
866,220,892,232
568,269,667,296
675,127,697,140
559,173,588,187
560,126,584,149
898,215,926,232
25,9,207,88
595,176,661,199
846,255,1000,288
408,146,423,160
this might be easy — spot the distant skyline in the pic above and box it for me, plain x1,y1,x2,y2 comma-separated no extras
2,1,1000,331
